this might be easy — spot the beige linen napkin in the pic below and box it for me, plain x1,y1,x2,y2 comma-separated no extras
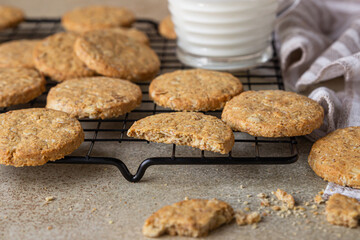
276,0,360,198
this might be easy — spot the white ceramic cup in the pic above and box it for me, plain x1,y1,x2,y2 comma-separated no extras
168,0,300,70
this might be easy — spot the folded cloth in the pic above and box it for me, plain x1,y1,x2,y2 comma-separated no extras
276,0,360,197
277,0,360,140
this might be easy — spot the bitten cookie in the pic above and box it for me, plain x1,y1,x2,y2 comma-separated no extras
33,32,95,82
159,16,176,40
0,39,40,68
149,69,243,111
61,5,135,33
142,199,234,238
0,108,84,167
46,77,142,119
74,30,160,82
127,112,234,154
0,68,45,107
0,5,24,30
325,193,360,228
308,126,360,188
221,90,324,137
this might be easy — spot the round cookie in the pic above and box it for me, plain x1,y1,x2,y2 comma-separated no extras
0,68,46,107
33,32,95,82
149,69,243,111
0,108,84,167
46,77,142,119
0,39,40,68
308,127,360,188
159,16,176,40
0,5,24,30
61,5,135,33
74,30,160,82
221,90,324,137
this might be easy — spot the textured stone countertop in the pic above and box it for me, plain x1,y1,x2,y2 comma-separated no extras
0,0,359,239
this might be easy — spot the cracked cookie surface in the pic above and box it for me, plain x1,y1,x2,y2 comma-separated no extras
127,112,234,154
46,77,142,119
222,90,324,137
149,69,242,111
0,108,84,167
309,126,360,188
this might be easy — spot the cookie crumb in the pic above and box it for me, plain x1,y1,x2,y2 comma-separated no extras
243,201,249,205
314,195,324,204
257,193,268,198
271,206,281,211
240,185,244,189
325,193,360,228
274,189,295,209
109,220,114,224
184,196,189,200
260,199,270,207
47,226,53,230
246,194,252,198
235,211,261,226
244,207,251,212
91,208,97,213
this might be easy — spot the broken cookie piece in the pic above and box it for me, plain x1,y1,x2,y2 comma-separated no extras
274,189,295,209
235,211,261,226
325,193,360,228
142,199,234,238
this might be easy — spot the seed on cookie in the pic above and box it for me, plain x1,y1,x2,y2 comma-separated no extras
0,68,45,107
127,112,234,154
149,69,243,111
325,193,360,228
159,15,176,40
74,30,160,82
33,32,95,82
0,39,40,68
142,199,234,238
0,108,84,167
308,126,360,188
61,5,135,33
0,5,24,30
46,77,142,119
221,90,324,137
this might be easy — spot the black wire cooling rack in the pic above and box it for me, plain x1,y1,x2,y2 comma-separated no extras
0,18,298,182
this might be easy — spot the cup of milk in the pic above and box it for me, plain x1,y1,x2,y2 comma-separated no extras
168,0,300,70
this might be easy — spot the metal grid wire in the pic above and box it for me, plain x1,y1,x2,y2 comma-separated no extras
0,19,298,182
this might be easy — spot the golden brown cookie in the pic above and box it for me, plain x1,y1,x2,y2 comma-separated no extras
142,199,234,238
0,39,40,68
325,193,360,228
308,127,360,188
221,90,324,137
127,112,234,154
33,32,95,82
0,5,24,30
0,108,84,167
149,69,243,111
0,68,45,107
159,15,176,40
61,5,135,33
74,30,160,82
46,77,142,119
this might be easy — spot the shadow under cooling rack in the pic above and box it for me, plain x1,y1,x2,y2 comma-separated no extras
0,18,298,182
